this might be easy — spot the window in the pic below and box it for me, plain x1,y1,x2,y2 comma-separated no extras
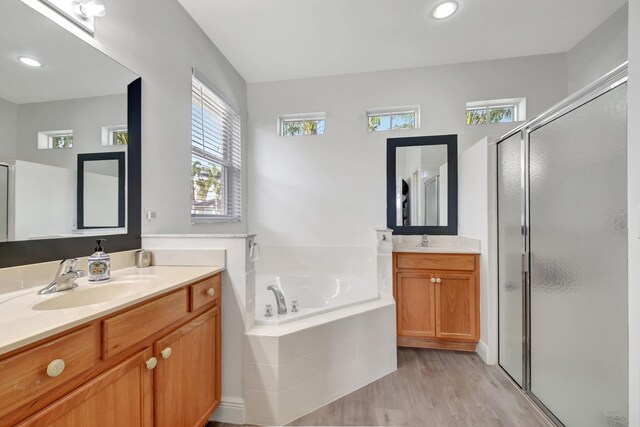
465,98,526,125
191,74,242,222
102,126,128,146
37,130,73,149
279,113,325,136
367,107,419,132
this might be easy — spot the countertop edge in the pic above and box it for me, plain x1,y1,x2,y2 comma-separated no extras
0,266,225,358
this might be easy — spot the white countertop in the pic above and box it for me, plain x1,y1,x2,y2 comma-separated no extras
393,245,480,254
0,265,224,357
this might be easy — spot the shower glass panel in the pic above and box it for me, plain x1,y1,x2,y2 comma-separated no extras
497,133,524,387
529,83,628,426
0,165,7,242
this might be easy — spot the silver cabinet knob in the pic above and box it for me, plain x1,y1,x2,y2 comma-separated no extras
430,278,436,283
146,357,158,370
436,278,442,283
207,288,215,297
161,347,172,359
46,359,65,378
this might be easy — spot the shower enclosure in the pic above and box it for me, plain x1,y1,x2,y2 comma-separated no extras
497,63,628,426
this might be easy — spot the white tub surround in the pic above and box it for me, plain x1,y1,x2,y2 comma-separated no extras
142,234,255,425
0,265,224,356
247,242,396,425
376,228,393,295
244,295,396,426
256,275,379,325
392,235,481,254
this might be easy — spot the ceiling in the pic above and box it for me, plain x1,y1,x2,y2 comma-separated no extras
178,0,627,83
0,0,136,105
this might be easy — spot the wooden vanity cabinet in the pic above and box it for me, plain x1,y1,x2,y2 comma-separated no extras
1,272,222,427
394,253,479,351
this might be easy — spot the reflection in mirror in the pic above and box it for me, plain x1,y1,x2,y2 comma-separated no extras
78,153,125,229
395,145,448,226
0,0,137,241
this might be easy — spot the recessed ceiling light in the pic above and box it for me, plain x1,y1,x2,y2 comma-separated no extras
432,1,459,19
17,56,43,67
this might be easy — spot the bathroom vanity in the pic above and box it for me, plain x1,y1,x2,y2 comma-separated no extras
393,250,480,351
0,268,222,427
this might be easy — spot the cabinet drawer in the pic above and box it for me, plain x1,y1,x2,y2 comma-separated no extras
396,253,477,271
0,324,100,419
103,289,188,358
190,274,221,312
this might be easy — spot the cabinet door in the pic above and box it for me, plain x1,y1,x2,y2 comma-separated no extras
155,307,220,427
19,348,153,427
435,273,478,341
395,272,436,338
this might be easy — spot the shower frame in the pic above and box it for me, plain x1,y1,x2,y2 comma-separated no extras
495,62,628,426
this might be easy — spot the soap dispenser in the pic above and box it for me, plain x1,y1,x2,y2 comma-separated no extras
88,239,110,282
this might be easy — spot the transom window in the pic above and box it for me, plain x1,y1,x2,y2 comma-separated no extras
465,98,526,125
279,113,325,136
102,125,128,146
367,107,419,132
37,130,73,149
191,74,242,222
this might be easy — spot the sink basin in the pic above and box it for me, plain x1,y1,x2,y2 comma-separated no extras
32,276,157,311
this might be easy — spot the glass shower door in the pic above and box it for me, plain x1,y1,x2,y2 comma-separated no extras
0,165,7,242
497,132,525,387
528,83,628,426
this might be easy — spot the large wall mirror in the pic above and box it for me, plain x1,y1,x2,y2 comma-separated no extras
0,0,141,267
387,135,458,235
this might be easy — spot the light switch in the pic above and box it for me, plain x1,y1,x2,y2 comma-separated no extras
145,208,157,221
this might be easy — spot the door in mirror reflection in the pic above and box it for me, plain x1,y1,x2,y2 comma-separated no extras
78,153,125,229
396,144,448,226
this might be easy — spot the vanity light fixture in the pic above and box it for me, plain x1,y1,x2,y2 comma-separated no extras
72,0,106,18
17,56,43,67
432,1,458,19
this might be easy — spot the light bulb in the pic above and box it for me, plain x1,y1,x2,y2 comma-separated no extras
432,1,458,19
73,0,106,18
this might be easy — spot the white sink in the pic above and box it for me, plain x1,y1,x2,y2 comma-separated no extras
32,276,158,311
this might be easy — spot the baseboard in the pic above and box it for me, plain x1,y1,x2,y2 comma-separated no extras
210,396,244,425
476,340,490,364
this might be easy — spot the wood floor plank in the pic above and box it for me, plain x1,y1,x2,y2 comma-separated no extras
208,348,551,427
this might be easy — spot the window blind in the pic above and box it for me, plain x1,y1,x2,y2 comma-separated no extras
191,74,242,222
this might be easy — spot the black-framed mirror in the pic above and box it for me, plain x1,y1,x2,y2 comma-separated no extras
77,152,126,230
0,0,141,268
387,134,458,235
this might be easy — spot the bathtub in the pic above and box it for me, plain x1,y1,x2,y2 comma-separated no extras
255,274,379,325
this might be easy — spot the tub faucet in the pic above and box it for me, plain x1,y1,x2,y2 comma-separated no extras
38,258,84,295
267,285,288,315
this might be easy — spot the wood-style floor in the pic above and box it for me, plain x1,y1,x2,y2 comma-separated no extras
208,348,551,427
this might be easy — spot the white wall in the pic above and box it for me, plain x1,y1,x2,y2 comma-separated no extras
16,94,126,170
567,4,629,93
0,98,17,161
21,0,248,236
627,0,639,424
248,54,567,246
14,160,75,239
458,137,496,364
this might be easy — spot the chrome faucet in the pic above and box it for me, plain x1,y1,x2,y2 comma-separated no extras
38,258,84,295
417,234,430,247
266,285,287,315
